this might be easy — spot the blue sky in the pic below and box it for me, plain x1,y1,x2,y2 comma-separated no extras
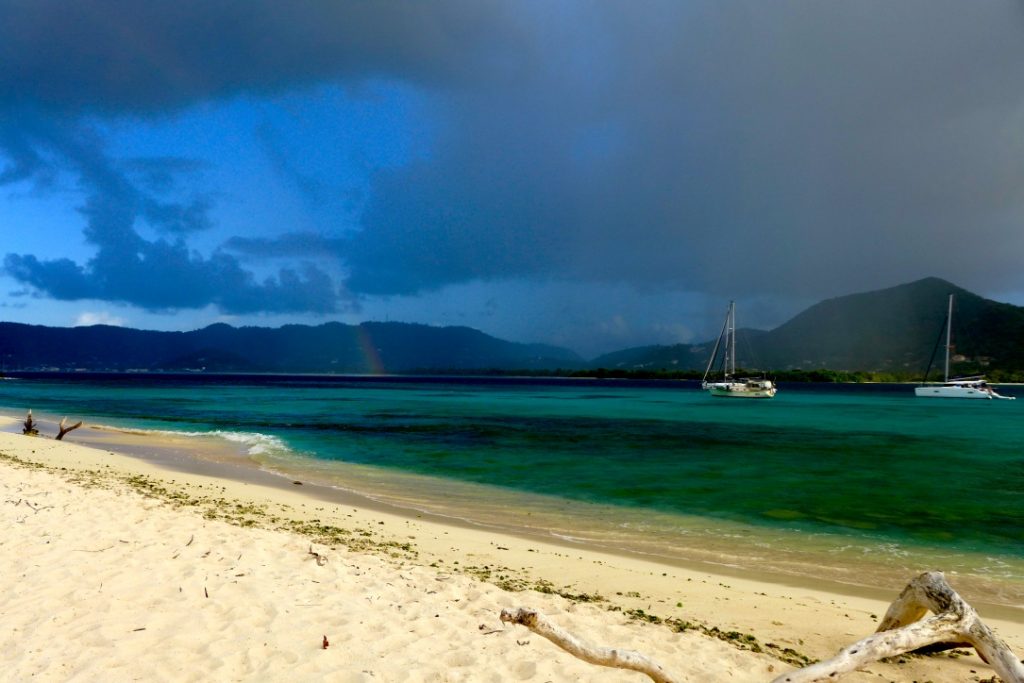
2,1,1024,357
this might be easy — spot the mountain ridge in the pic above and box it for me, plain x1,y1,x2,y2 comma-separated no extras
2,277,1023,375
0,320,584,373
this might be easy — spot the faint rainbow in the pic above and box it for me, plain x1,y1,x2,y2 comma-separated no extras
356,325,386,374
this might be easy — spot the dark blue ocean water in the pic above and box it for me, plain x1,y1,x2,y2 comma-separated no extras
2,373,1022,600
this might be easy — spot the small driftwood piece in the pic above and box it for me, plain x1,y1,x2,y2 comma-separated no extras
308,545,328,566
772,571,1024,683
499,572,1023,683
22,410,38,436
499,607,680,683
56,417,83,441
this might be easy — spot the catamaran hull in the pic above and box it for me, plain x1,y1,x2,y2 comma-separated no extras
913,294,1015,400
914,385,1013,399
914,386,991,399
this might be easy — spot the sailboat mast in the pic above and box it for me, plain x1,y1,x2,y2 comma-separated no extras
728,301,736,379
944,293,953,382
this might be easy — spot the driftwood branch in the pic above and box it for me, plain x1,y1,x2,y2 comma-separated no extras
772,571,1024,683
22,410,38,436
56,417,83,441
499,607,680,683
498,572,1023,683
19,410,82,439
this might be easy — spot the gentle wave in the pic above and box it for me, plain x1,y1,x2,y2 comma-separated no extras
91,424,295,458
213,430,292,457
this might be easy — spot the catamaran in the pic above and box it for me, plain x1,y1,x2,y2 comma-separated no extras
701,301,776,398
914,294,1014,400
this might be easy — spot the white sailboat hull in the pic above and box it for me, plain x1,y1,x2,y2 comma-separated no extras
701,301,777,399
704,381,777,398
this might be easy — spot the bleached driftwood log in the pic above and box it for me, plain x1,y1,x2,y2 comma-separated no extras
56,417,83,441
771,571,1024,683
499,607,681,683
499,572,1024,683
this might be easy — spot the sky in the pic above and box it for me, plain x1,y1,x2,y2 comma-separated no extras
2,1,1024,358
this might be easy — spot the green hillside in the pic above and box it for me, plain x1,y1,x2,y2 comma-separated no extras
592,278,1024,377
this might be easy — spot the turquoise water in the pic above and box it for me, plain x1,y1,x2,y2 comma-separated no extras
2,374,1022,600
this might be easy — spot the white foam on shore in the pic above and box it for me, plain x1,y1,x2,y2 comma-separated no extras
209,430,291,457
90,423,294,459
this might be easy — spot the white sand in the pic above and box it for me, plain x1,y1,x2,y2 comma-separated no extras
1,428,1021,682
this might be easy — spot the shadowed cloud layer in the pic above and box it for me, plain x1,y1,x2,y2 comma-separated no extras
0,0,524,114
2,1,1024,348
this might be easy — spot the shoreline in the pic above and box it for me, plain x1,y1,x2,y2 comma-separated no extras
13,411,1024,617
7,412,1024,618
2,416,1022,680
20,408,1024,617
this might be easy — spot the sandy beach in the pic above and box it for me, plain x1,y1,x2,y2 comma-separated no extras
1,418,1021,682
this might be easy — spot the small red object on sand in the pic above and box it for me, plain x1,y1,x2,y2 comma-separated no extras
322,635,329,649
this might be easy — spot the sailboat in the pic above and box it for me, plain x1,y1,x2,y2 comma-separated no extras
914,294,1014,400
701,301,777,398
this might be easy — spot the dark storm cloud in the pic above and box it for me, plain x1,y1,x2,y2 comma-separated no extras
0,113,211,235
0,0,526,314
0,0,525,114
4,0,1024,315
4,247,340,314
1,119,341,313
340,1,1024,300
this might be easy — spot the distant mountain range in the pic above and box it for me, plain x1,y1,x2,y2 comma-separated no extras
593,277,1024,375
1,277,1023,375
0,321,583,373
